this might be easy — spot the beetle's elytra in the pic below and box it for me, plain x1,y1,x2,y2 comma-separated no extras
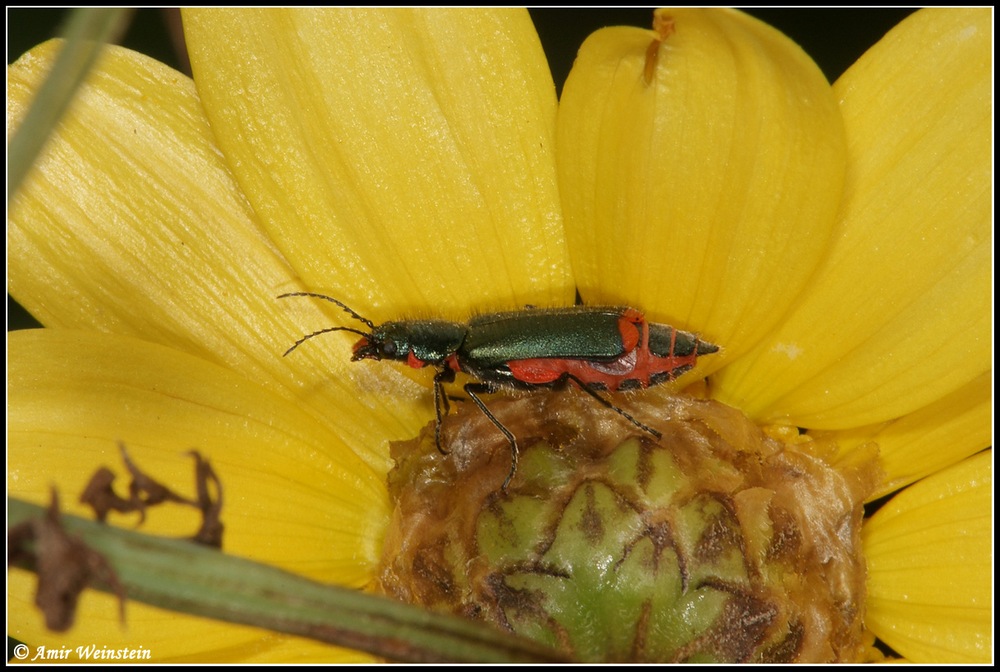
279,292,719,490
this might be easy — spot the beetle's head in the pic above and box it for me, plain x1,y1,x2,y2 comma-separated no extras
351,323,410,363
279,294,466,367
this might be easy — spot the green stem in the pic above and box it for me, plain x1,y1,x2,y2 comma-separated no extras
8,498,564,663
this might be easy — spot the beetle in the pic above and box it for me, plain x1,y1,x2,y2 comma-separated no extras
279,292,719,489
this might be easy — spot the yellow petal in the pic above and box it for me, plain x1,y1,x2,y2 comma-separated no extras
7,40,280,355
714,9,991,428
8,329,387,661
183,8,571,317
828,372,991,499
8,330,389,582
6,40,432,471
862,450,992,663
7,330,388,661
557,8,846,368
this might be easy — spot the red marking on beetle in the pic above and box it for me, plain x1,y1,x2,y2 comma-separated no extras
351,338,371,359
506,314,698,390
618,310,643,352
407,351,426,369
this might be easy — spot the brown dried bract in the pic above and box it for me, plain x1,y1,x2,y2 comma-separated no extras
80,443,224,547
8,489,126,632
644,11,677,85
188,450,224,548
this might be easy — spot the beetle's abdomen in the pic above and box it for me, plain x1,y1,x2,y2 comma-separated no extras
460,306,717,391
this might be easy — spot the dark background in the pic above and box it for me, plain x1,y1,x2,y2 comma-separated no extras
7,8,917,332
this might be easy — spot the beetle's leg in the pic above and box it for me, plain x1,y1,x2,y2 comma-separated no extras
464,383,518,492
433,368,456,455
562,373,663,440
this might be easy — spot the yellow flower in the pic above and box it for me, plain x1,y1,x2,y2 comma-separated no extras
7,8,990,663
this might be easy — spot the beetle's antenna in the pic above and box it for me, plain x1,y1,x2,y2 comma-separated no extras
282,326,370,357
278,292,375,330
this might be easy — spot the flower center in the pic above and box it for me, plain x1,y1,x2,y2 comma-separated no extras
376,390,878,662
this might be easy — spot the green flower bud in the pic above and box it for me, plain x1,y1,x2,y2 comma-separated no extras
378,391,879,662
